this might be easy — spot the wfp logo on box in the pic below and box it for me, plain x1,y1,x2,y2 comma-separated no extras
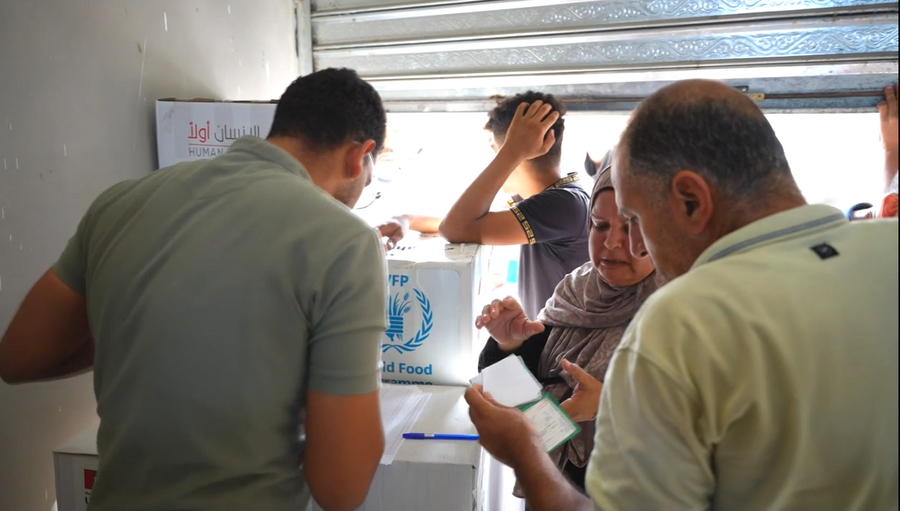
382,275,433,354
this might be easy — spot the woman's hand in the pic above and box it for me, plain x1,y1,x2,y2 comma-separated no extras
559,360,603,423
475,296,545,352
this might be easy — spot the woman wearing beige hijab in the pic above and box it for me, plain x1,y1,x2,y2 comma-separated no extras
477,151,663,495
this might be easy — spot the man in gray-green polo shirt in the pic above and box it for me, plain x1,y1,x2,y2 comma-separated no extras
0,68,388,511
464,79,898,511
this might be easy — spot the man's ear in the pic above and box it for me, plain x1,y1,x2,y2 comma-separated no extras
488,132,504,154
669,171,714,235
344,139,376,180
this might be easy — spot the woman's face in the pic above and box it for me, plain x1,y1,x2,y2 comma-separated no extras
590,189,655,286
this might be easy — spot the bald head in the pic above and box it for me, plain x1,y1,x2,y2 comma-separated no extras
617,79,798,202
651,79,766,116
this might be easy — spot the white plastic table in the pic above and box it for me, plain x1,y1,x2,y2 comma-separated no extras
313,384,488,511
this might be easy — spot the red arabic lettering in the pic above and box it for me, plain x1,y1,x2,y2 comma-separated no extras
187,121,211,143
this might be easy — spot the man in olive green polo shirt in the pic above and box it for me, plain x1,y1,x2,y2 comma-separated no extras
464,79,898,511
0,68,388,511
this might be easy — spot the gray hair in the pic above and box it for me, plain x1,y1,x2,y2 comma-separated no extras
618,80,797,200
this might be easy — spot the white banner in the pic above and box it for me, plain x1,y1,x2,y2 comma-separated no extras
156,101,277,169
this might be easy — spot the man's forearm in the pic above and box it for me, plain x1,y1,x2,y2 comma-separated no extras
53,338,95,377
405,215,442,234
4,338,94,384
513,438,595,511
439,148,522,241
884,150,898,193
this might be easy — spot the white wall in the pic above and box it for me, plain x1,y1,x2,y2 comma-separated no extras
0,1,298,509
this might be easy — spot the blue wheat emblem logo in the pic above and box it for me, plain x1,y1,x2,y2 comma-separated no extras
383,289,433,354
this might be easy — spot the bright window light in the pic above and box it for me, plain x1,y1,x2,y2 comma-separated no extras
358,111,886,302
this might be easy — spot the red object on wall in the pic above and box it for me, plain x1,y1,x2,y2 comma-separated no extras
83,469,97,490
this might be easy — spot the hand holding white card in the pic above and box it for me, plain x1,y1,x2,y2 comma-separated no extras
476,356,542,408
470,356,580,452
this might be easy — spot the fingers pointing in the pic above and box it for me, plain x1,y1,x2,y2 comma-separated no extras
561,359,599,388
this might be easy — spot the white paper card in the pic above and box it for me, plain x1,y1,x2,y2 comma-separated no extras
522,396,580,452
479,356,542,408
379,384,431,465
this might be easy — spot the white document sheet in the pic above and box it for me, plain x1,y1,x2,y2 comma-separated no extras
380,384,431,465
477,356,542,408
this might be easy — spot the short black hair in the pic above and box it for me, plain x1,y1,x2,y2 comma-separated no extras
619,82,793,199
268,68,386,156
484,91,566,166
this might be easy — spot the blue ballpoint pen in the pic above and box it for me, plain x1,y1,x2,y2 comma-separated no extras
403,433,480,441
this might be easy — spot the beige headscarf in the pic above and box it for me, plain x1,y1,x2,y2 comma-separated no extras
533,159,662,472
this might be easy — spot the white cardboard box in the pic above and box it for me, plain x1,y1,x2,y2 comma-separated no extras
313,385,486,511
155,99,277,169
382,238,491,387
54,387,487,511
53,428,100,511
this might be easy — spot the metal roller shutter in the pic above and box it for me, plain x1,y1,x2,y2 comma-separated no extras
305,0,899,111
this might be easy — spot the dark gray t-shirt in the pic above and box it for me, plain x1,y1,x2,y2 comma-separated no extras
509,175,590,319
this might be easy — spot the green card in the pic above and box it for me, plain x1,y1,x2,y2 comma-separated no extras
518,392,581,452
